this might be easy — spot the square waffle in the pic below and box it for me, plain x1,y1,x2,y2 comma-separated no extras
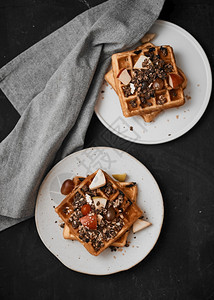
63,179,138,247
111,43,186,118
55,170,142,256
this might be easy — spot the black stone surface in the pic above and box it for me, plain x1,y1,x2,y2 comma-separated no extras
0,0,213,299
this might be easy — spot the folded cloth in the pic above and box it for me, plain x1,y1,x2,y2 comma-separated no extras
0,0,164,231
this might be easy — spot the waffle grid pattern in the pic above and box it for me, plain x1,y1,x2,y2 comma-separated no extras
55,170,142,256
112,44,185,117
63,177,138,247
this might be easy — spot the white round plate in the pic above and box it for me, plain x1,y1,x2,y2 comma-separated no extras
95,20,212,144
35,147,163,275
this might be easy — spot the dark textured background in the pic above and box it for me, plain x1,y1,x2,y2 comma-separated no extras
0,0,213,299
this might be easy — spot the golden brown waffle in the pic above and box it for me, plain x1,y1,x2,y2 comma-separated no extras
105,42,160,122
63,180,138,247
105,67,160,122
105,66,187,122
105,42,155,94
111,43,186,118
109,181,138,247
55,170,142,256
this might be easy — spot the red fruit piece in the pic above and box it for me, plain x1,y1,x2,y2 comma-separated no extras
153,78,164,90
81,204,91,216
80,214,97,230
168,73,183,89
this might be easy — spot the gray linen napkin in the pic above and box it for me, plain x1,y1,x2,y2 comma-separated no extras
0,0,164,231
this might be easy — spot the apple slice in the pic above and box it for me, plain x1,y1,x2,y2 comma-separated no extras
117,68,131,85
132,219,151,233
168,73,183,89
112,173,127,182
92,197,107,210
89,169,106,190
133,55,152,69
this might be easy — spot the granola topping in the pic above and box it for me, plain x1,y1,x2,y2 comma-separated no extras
133,49,142,55
122,85,131,97
77,213,125,252
130,99,137,108
157,94,167,105
85,193,93,205
160,46,168,57
112,193,124,208
102,182,116,196
122,46,174,107
66,180,129,252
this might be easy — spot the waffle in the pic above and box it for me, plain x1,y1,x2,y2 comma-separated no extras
105,42,160,122
63,180,138,247
105,65,187,122
105,67,160,122
55,170,142,256
111,43,186,118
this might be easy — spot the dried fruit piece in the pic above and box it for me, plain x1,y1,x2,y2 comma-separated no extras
117,68,131,85
153,78,164,90
133,219,151,233
80,214,97,230
105,207,116,221
133,55,152,69
168,73,183,88
81,204,91,215
61,179,74,195
92,197,107,210
112,173,127,182
89,169,106,190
